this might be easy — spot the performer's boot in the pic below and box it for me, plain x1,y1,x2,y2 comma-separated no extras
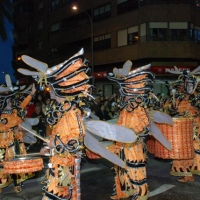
12,174,22,193
110,192,129,199
178,176,194,182
14,185,22,193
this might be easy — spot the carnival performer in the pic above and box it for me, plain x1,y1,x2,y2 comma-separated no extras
107,61,172,200
19,49,91,200
163,66,200,182
0,75,36,193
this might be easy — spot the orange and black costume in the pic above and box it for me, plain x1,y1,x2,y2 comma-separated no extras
18,49,92,200
107,61,155,200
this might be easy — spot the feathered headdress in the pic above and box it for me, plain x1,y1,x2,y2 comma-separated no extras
18,48,92,98
107,60,154,95
107,60,155,110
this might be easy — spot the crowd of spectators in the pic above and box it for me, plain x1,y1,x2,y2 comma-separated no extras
25,90,50,147
88,90,120,121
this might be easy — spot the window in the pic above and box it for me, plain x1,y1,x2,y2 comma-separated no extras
51,23,60,32
194,26,200,42
118,27,139,46
128,26,138,44
39,1,43,9
94,4,111,20
149,22,168,41
51,0,59,11
94,34,111,50
18,1,33,13
38,21,43,29
190,23,194,41
169,22,188,41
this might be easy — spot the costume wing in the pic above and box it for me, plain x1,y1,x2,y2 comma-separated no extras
0,86,10,93
149,110,173,151
107,118,118,124
151,111,173,125
84,120,137,143
22,55,48,73
84,131,125,168
150,122,172,151
89,112,99,120
17,69,41,76
5,74,13,89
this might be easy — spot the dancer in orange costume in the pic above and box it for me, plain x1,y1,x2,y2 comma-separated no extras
107,61,155,200
18,49,91,200
0,75,36,193
164,67,200,182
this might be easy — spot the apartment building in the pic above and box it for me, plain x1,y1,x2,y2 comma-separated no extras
12,0,200,95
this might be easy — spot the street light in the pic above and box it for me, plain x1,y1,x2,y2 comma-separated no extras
72,6,94,87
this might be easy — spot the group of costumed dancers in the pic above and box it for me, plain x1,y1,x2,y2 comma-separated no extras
147,66,200,183
0,48,199,200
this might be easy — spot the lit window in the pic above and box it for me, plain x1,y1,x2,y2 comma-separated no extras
128,26,138,44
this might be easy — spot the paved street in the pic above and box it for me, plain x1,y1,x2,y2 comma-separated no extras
0,152,200,200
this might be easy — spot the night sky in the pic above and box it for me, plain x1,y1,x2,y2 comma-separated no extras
0,16,15,84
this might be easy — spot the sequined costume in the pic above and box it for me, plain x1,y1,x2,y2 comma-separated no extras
107,61,155,200
18,49,92,200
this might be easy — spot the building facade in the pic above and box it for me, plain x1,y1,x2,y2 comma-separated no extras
12,0,200,96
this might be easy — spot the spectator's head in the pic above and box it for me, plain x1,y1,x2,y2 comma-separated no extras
35,101,42,113
44,97,51,105
95,96,101,104
104,99,109,107
100,96,104,102
100,104,105,111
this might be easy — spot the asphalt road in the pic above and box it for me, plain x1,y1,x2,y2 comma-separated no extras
0,153,200,200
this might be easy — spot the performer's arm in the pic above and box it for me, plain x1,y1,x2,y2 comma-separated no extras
20,83,36,109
